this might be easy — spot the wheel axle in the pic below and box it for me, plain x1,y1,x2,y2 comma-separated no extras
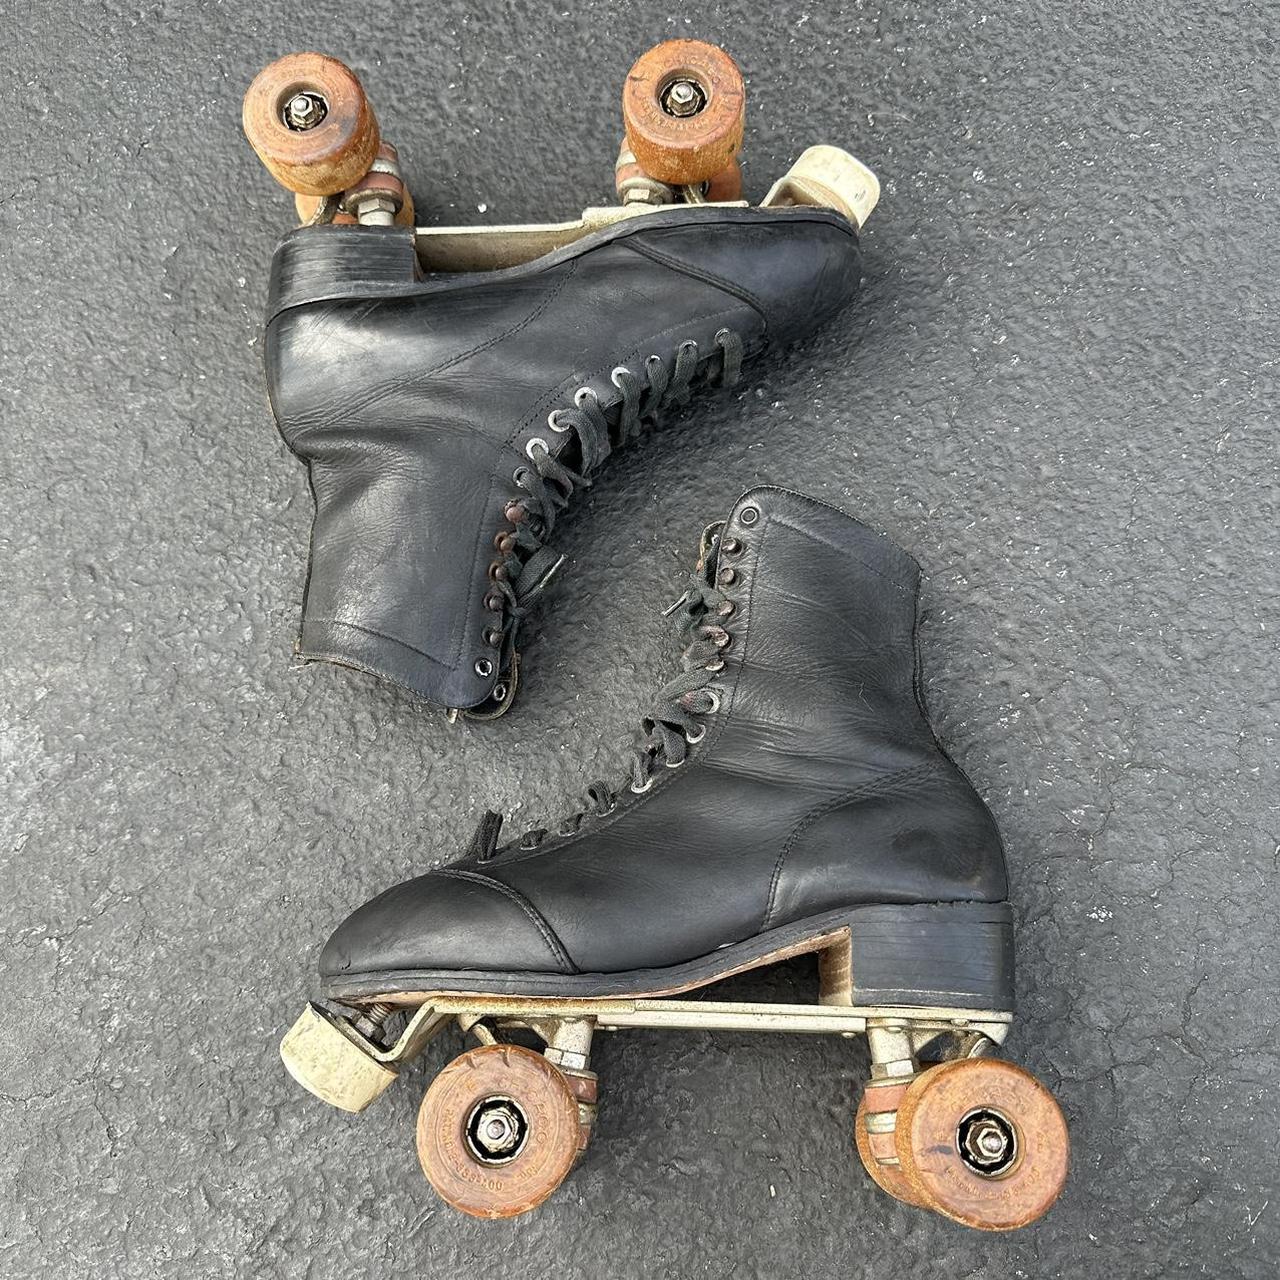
661,78,706,117
283,91,327,131
958,1108,1018,1176
466,1096,528,1163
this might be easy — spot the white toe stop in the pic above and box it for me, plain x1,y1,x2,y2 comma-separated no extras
279,1002,399,1113
763,145,881,229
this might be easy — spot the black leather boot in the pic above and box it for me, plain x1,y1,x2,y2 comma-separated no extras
318,484,1012,994
280,488,1069,1227
265,205,868,717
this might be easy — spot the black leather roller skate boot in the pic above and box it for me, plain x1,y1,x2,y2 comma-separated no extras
281,488,1069,1227
248,45,880,717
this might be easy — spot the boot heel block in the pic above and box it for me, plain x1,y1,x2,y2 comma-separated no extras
267,225,420,318
825,902,1015,1012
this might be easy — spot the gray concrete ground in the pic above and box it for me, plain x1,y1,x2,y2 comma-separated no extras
3,1,1277,1276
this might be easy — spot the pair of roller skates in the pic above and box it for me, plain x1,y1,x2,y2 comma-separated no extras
244,41,1069,1228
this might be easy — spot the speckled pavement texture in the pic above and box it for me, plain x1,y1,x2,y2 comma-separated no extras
3,1,1277,1276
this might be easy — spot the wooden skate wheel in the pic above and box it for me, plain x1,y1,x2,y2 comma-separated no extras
243,52,380,196
854,1089,927,1208
703,158,743,202
416,1044,581,1219
894,1059,1069,1230
623,40,744,186
293,141,414,226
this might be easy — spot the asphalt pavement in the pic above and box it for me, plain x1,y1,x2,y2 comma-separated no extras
2,1,1277,1276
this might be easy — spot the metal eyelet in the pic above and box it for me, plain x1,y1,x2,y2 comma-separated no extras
599,799,617,817
526,437,549,460
630,777,654,795
678,339,699,357
722,537,743,556
685,724,707,745
665,755,686,770
610,365,632,389
704,658,725,673
715,327,732,343
474,659,494,678
705,689,722,713
740,506,760,526
574,387,598,408
512,467,531,487
548,409,571,433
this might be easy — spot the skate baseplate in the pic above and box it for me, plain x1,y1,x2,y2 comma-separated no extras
244,43,880,270
281,992,1013,1113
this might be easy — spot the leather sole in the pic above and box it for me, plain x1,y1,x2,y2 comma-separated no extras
322,901,1015,1012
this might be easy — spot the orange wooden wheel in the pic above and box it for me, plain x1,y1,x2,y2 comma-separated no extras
704,158,743,202
622,40,745,186
854,1090,928,1208
416,1044,581,1219
243,52,380,196
292,141,414,226
895,1058,1069,1230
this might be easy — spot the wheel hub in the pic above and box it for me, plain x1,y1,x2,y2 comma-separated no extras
283,91,327,131
957,1108,1018,1176
465,1096,529,1165
661,78,706,117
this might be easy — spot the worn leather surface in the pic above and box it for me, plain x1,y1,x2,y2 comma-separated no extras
265,210,861,709
320,487,1007,981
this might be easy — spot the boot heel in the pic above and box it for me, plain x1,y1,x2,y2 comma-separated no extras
818,903,1014,1011
267,224,420,318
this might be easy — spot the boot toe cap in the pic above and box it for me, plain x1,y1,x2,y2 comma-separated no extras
319,869,573,983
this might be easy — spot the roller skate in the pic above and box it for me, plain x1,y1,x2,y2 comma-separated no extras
280,488,1069,1227
242,44,879,716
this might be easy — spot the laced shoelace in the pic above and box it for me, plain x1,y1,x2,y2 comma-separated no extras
465,557,736,861
479,331,744,693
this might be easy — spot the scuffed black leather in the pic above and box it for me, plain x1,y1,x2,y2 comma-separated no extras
263,206,863,710
319,487,1009,982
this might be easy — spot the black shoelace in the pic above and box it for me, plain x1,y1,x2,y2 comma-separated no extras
465,556,735,861
481,331,744,690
